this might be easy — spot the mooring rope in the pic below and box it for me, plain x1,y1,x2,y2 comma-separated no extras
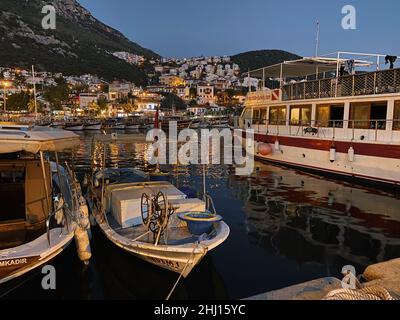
323,286,396,300
165,243,207,301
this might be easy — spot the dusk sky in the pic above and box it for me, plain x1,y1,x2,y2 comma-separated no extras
78,0,399,58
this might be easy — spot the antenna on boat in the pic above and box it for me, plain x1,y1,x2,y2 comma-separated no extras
315,20,320,57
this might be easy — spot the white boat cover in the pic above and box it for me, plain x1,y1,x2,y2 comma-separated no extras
0,124,80,154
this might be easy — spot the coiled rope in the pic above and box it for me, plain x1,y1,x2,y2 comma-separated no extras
323,286,396,300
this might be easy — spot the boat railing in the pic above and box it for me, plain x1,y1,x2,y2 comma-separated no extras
253,119,400,143
282,68,400,101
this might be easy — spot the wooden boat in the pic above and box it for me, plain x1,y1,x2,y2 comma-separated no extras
88,181,229,278
0,124,91,288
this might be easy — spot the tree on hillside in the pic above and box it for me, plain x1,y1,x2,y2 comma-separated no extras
13,73,26,88
43,78,70,110
97,96,108,112
160,93,186,111
6,92,31,111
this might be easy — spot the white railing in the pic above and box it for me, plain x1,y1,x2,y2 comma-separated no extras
250,119,400,143
282,68,400,101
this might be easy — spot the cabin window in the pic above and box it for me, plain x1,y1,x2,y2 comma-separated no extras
350,102,387,129
394,101,400,130
0,166,26,222
269,106,287,125
260,109,267,125
290,105,311,126
253,109,260,124
316,104,344,128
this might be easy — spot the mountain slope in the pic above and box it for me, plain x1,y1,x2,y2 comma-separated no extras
232,49,301,71
0,0,159,84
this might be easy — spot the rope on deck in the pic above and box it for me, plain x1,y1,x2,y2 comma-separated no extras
323,286,396,300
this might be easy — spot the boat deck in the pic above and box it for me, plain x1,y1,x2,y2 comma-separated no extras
106,212,208,245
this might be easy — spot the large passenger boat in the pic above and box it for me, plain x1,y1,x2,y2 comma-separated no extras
239,52,400,186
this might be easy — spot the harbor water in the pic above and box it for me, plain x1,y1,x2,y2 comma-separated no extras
3,131,400,300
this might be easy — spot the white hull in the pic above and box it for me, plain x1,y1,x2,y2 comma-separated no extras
65,125,84,131
125,125,140,130
251,139,400,185
112,124,126,130
96,217,229,278
85,124,102,130
0,228,74,285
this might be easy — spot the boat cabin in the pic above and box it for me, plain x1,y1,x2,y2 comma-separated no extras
0,156,51,250
0,124,79,250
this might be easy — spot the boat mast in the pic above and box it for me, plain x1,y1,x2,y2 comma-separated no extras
315,20,320,57
32,65,38,121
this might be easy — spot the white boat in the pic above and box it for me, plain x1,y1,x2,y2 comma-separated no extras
0,124,91,288
112,123,126,130
125,124,140,131
64,121,84,131
88,180,229,278
84,121,103,131
86,135,229,278
239,51,400,186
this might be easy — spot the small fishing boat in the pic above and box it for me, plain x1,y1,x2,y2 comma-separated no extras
64,120,84,131
161,116,192,131
125,117,141,131
86,135,230,278
84,120,103,131
50,120,65,129
88,181,229,278
0,124,91,290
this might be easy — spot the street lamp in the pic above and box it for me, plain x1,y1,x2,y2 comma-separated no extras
2,81,10,112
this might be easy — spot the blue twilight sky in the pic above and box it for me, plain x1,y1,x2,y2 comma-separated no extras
78,0,399,58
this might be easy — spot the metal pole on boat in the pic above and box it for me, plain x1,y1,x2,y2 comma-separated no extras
203,164,207,203
39,151,52,219
315,20,320,57
101,144,106,209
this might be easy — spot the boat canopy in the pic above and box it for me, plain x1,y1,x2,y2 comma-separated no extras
0,124,80,154
248,56,373,79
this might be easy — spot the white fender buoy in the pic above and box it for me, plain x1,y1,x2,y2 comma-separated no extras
74,226,92,265
274,140,280,151
330,145,336,163
348,146,355,162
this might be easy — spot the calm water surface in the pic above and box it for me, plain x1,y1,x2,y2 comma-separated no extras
4,131,400,300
